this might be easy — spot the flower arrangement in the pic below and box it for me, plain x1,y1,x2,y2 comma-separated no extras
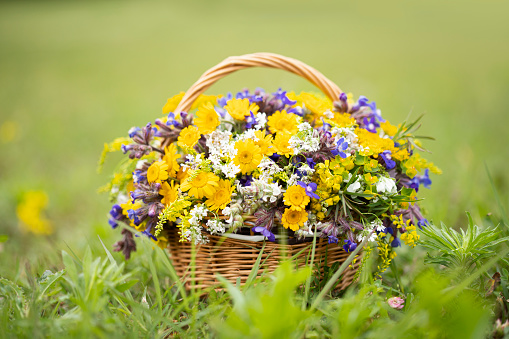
102,87,440,263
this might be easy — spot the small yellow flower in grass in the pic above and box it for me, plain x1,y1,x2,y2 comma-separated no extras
159,181,179,206
281,208,308,231
147,161,169,184
16,190,53,235
400,225,420,248
177,126,201,148
225,98,259,121
162,92,185,114
194,102,220,134
254,130,274,155
181,170,219,199
271,132,293,157
267,110,299,135
163,143,181,177
284,185,310,211
206,179,234,211
233,139,263,174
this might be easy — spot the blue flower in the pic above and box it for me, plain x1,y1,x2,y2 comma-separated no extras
343,239,357,252
108,218,118,229
287,107,304,116
127,209,141,226
420,169,432,189
328,235,339,244
339,92,348,103
380,150,396,170
109,204,123,219
245,111,257,129
297,181,320,199
417,218,429,229
331,137,349,158
306,157,316,170
273,88,297,106
391,237,401,247
133,169,147,184
217,93,232,107
239,174,253,187
251,226,275,242
363,115,379,133
166,112,180,127
128,127,141,138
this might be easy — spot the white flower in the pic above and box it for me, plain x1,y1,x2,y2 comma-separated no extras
346,176,363,193
255,112,267,129
206,219,226,235
376,176,397,195
323,109,334,119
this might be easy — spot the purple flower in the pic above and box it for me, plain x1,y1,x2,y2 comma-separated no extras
166,112,180,127
328,235,339,244
109,204,123,219
306,157,316,169
245,111,257,129
343,239,357,252
251,226,275,242
339,92,348,102
287,107,304,116
297,181,320,199
239,175,253,187
420,169,432,189
380,150,396,170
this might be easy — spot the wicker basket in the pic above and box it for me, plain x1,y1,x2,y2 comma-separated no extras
167,53,360,290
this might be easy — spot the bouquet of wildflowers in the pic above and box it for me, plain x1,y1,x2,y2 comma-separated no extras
102,87,440,262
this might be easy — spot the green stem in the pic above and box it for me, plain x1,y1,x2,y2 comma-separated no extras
390,258,405,294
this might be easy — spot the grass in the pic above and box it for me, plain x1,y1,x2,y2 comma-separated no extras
0,0,508,337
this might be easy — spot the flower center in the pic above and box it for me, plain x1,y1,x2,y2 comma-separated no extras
287,210,301,223
193,172,208,187
239,150,253,164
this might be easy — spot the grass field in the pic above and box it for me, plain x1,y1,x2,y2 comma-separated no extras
0,0,508,336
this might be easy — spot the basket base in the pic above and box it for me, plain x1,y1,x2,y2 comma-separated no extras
167,228,360,291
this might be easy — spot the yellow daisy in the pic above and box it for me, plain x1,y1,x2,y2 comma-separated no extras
159,181,179,206
176,166,190,183
163,143,181,177
284,185,310,211
181,170,219,199
162,92,185,114
147,161,169,184
233,139,263,174
191,94,219,110
281,208,308,231
205,179,234,211
267,110,299,135
177,126,201,148
194,102,220,134
287,92,332,123
254,130,274,156
272,132,293,157
225,98,259,121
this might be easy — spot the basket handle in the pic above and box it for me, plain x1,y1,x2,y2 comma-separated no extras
174,52,343,114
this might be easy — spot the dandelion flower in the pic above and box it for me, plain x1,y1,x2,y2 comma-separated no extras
181,170,219,199
194,102,220,134
159,181,179,206
162,92,185,114
281,208,308,231
284,185,310,211
233,139,263,174
177,126,201,148
267,110,299,135
205,179,234,211
16,190,53,235
225,98,259,121
147,161,169,184
163,143,181,177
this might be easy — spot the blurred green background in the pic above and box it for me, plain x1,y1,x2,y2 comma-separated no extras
1,0,508,274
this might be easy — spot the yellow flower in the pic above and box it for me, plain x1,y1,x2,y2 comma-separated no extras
287,91,332,122
267,110,299,135
233,139,263,174
194,102,220,134
181,170,219,199
380,121,398,137
176,166,190,182
162,92,185,114
205,179,234,211
159,181,179,206
147,161,169,184
330,113,356,128
177,126,201,148
254,130,274,155
284,185,310,211
163,143,181,177
281,208,308,231
272,132,293,157
355,128,394,156
16,191,53,235
120,200,142,226
400,225,420,248
225,98,259,121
